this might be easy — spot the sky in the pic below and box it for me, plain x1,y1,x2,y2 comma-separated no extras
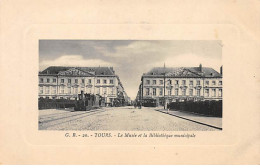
39,40,222,100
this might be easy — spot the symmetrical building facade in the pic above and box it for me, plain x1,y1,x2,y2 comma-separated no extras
38,66,129,106
136,64,223,106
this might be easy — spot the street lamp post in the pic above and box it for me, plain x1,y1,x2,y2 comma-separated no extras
163,63,166,109
104,93,107,107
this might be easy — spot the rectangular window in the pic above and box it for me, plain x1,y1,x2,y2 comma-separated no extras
153,88,156,96
189,89,193,96
61,79,64,83
110,79,113,84
87,87,91,94
103,87,107,94
47,78,50,83
189,80,193,85
205,81,209,85
81,79,85,83
53,78,56,83
219,89,222,97
197,89,200,96
73,87,78,94
68,79,71,83
168,80,172,85
39,86,43,94
212,81,216,85
212,89,216,97
197,80,200,85
45,86,50,94
160,80,163,85
146,88,150,95
68,87,71,94
159,88,163,95
146,80,150,85
88,79,92,84
40,78,44,83
52,86,56,94
60,86,64,94
97,79,100,84
205,89,209,97
175,80,179,85
109,87,113,95
182,89,186,96
219,81,222,86
153,80,156,85
168,89,171,96
182,80,186,85
175,89,178,96
103,79,107,84
112,88,115,95
75,79,78,84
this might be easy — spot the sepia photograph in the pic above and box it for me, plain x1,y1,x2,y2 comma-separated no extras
38,40,223,131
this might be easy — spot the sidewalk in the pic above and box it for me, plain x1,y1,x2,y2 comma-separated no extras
155,108,222,129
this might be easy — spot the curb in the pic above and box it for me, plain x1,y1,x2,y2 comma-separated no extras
155,109,222,130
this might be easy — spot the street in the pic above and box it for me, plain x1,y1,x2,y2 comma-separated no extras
39,107,219,131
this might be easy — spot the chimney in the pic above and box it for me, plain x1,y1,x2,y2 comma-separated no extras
220,66,223,75
199,64,202,72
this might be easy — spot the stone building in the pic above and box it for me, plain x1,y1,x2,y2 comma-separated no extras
38,66,128,106
137,64,223,106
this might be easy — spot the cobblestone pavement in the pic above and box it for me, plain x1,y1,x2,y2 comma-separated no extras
38,107,219,131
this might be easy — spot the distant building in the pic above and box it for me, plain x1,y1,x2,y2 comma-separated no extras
136,64,223,106
38,66,128,106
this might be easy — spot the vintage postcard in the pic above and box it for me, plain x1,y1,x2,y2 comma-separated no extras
0,0,259,165
38,40,223,131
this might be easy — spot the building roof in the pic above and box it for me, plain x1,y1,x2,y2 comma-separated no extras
143,66,222,78
39,66,116,76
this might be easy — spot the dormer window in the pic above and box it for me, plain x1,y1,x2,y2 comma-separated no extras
197,80,200,85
